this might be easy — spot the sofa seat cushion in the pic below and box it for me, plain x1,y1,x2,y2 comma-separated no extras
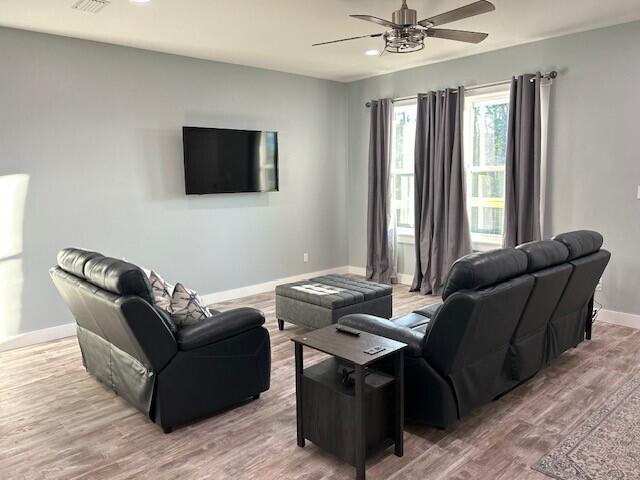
339,314,424,357
412,323,432,335
393,312,431,330
413,303,443,319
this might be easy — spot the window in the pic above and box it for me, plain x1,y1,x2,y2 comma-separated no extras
463,87,510,251
391,101,417,239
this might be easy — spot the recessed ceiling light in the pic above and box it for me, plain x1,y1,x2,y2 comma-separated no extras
130,0,150,3
365,49,380,56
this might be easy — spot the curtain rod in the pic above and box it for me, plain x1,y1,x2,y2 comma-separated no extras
365,71,557,108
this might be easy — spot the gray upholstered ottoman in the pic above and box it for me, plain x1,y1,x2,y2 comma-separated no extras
275,274,392,330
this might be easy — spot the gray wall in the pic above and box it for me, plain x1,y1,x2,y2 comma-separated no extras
0,27,348,337
347,21,640,315
3,20,640,338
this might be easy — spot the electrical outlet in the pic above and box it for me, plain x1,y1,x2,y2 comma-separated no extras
303,253,309,263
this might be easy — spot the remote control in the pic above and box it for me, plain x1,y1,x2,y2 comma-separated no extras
336,325,360,336
364,346,386,355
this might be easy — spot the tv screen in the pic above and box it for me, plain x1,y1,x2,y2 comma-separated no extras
183,127,279,194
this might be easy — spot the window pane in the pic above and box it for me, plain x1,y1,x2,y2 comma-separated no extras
394,173,414,228
392,102,417,230
394,105,417,173
471,171,504,198
464,90,509,248
477,103,508,166
471,207,479,232
475,207,504,235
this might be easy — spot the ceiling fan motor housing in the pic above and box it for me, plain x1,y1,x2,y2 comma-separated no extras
392,1,418,26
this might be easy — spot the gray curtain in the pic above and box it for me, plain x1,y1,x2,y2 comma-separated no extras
366,98,396,284
504,73,542,247
411,88,471,295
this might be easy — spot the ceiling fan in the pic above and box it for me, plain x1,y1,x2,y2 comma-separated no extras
313,0,495,54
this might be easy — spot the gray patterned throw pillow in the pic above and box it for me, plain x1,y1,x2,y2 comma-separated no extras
170,283,212,327
148,270,173,311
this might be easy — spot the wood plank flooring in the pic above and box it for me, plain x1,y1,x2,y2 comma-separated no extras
1,282,639,480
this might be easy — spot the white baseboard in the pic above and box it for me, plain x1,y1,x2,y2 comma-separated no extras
0,266,351,353
598,309,640,330
0,322,76,353
198,266,350,305
4,270,637,353
347,265,413,286
347,265,366,277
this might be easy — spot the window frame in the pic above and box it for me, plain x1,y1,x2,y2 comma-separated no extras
390,98,418,243
463,85,510,251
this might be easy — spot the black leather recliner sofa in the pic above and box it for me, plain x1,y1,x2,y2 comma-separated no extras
50,248,271,433
340,231,610,429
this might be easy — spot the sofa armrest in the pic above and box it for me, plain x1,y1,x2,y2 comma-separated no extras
176,307,265,351
339,314,424,357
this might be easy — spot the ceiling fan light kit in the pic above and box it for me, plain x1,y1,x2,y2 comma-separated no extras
313,0,496,55
384,29,425,54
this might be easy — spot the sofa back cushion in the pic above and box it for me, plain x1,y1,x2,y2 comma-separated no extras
547,249,610,358
552,230,603,260
57,248,154,304
508,263,573,380
425,274,534,416
516,240,569,271
83,256,154,304
52,249,176,371
442,248,528,300
508,240,572,380
57,248,103,277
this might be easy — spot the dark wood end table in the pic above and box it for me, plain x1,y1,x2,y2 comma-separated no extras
291,325,407,480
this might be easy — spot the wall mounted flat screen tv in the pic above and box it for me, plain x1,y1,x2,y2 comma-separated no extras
183,127,279,194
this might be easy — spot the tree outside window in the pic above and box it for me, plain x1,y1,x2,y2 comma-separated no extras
464,87,510,250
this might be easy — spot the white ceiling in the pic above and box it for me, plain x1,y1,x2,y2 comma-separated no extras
2,0,640,82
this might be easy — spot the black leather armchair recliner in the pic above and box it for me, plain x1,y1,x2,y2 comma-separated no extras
340,230,610,429
50,248,271,433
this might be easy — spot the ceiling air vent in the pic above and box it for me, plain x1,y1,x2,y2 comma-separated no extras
72,0,110,13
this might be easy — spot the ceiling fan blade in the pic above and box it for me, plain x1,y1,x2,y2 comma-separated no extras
312,33,383,47
426,28,488,44
418,0,495,27
350,14,400,29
